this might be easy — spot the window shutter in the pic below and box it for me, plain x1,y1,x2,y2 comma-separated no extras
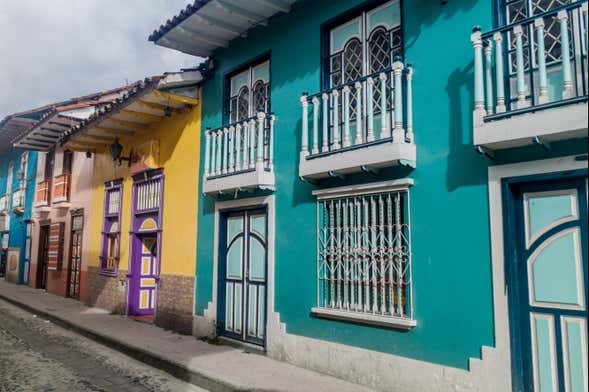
48,222,65,271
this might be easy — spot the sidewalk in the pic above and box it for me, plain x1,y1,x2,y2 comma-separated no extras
0,281,372,392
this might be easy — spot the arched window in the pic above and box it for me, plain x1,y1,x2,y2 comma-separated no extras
369,27,391,74
252,80,268,114
343,38,363,84
237,86,250,122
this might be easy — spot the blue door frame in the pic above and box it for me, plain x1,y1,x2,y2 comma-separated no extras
502,169,588,392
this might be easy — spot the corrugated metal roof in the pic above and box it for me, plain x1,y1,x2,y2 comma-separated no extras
148,0,297,57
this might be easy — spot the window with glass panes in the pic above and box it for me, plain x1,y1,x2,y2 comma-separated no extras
326,0,403,89
501,0,574,73
100,181,122,275
325,0,403,120
227,60,270,124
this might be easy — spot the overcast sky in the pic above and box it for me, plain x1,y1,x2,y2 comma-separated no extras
0,0,200,119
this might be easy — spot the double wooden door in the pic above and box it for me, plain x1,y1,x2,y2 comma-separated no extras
219,208,268,346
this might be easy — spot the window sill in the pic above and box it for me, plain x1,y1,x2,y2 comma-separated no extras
99,270,118,278
311,307,417,330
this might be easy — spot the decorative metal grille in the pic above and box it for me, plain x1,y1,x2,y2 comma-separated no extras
237,87,250,122
317,190,412,319
370,28,391,73
107,189,121,215
252,81,268,113
135,178,161,212
343,38,363,83
505,0,573,74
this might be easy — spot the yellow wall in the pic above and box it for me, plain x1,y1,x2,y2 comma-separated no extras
88,101,201,276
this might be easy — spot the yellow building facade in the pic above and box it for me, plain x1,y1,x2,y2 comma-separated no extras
62,73,203,333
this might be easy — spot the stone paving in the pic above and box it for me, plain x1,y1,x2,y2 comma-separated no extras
0,299,207,392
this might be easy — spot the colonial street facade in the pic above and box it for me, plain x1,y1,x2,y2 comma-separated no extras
0,1,587,391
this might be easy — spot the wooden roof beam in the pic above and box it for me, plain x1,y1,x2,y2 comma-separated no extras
119,109,162,123
153,90,198,106
103,117,149,130
89,127,136,138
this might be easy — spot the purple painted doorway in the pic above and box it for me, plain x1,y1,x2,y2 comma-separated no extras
127,169,164,317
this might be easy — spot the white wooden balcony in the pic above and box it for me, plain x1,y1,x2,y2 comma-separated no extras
472,2,588,151
299,59,416,181
202,112,275,196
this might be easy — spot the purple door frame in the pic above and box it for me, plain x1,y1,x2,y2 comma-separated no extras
127,168,164,316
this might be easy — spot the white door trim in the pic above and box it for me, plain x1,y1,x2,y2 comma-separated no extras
487,155,587,391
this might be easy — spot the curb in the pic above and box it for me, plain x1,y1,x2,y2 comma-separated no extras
0,291,258,392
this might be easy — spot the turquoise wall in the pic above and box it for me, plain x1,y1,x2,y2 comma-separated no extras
0,148,38,284
194,0,586,369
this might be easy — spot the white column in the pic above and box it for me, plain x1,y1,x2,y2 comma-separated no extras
406,64,414,144
222,128,228,174
249,119,256,169
256,112,265,164
312,96,320,154
484,40,494,115
471,26,486,123
342,86,351,147
392,60,404,143
366,77,375,142
493,32,506,113
354,82,363,145
269,115,275,170
242,122,249,170
209,130,216,177
513,25,527,108
204,129,211,177
557,10,574,99
300,94,309,156
535,18,549,104
235,124,242,172
379,72,390,138
321,93,329,153
332,89,341,149
215,131,222,175
228,126,235,173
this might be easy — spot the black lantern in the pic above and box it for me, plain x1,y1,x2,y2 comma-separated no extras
164,106,173,117
109,138,133,166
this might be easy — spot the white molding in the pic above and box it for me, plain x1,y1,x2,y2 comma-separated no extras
527,228,586,311
474,102,588,149
299,142,416,180
487,155,588,392
195,195,276,339
311,307,416,329
312,178,413,199
202,165,275,195
523,188,579,248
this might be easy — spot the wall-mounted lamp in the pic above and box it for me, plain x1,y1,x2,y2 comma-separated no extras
109,138,134,167
164,106,173,117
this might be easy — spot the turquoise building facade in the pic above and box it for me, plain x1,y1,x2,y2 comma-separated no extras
0,147,38,285
150,0,588,390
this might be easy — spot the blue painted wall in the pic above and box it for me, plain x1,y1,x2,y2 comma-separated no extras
0,148,38,284
194,0,587,369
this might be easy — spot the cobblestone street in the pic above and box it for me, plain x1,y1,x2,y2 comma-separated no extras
0,299,206,392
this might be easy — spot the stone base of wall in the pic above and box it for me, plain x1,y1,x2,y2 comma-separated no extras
86,267,127,314
155,274,194,335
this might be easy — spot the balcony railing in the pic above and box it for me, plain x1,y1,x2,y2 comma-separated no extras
299,59,416,180
11,188,25,212
202,112,275,195
0,194,8,214
472,2,588,126
53,173,71,204
35,180,50,206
